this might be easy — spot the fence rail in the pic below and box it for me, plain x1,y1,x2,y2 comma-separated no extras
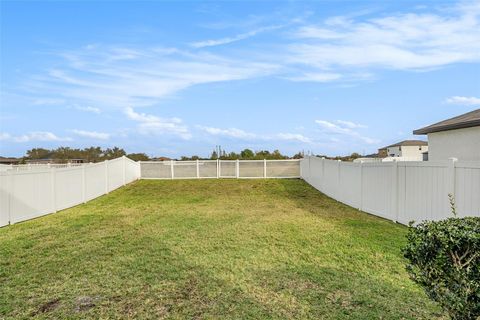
300,156,480,224
140,159,301,179
0,156,140,227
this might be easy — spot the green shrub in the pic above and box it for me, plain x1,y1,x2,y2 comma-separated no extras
403,217,480,320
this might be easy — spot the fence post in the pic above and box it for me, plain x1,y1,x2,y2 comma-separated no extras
236,159,240,178
170,160,174,179
359,161,363,211
392,161,399,222
448,157,458,198
51,167,57,213
321,157,325,191
82,164,87,203
122,156,126,186
105,160,109,194
196,159,200,178
337,160,341,200
7,172,13,224
263,159,267,178
217,159,220,178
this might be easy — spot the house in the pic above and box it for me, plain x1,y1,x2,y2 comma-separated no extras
413,109,480,161
380,140,428,161
25,158,85,164
0,157,21,165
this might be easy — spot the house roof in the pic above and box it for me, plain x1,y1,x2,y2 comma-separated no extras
413,109,480,135
382,140,428,149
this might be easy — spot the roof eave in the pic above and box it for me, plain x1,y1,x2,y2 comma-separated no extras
413,120,480,135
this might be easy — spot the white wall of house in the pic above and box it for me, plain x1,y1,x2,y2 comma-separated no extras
428,126,480,161
387,145,428,159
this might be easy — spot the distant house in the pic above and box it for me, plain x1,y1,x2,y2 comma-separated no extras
413,109,480,161
380,140,428,161
0,157,21,165
25,158,85,164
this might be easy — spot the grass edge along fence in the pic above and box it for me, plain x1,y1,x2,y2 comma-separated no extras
0,156,141,227
300,156,480,225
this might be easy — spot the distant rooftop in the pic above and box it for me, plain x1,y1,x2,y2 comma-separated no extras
382,140,428,149
413,109,480,135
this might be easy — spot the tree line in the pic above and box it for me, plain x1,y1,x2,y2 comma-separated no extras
17,147,305,163
22,147,149,163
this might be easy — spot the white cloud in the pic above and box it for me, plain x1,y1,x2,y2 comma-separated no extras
286,72,343,82
32,98,65,105
336,120,367,129
125,107,191,139
24,46,279,110
75,106,101,114
1,131,72,143
197,125,312,143
445,96,480,106
196,126,256,139
315,120,378,144
290,3,480,71
72,129,110,140
0,133,11,141
276,133,311,143
191,25,282,48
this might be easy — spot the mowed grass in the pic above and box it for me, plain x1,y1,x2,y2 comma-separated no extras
0,179,443,319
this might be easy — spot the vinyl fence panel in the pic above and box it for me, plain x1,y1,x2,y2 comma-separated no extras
198,160,218,178
139,160,301,179
85,162,107,201
55,167,84,211
0,174,9,226
455,161,480,218
301,156,480,224
0,156,140,227
266,160,301,178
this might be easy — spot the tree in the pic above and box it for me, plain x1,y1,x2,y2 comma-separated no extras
127,153,149,161
26,148,51,159
210,150,218,160
104,147,126,160
240,149,254,159
292,151,304,159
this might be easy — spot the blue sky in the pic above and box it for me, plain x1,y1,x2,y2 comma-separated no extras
1,0,479,158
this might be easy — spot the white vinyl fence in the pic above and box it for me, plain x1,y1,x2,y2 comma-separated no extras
0,156,140,227
140,159,300,179
301,156,480,224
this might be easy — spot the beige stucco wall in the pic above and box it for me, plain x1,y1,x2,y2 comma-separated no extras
427,126,480,161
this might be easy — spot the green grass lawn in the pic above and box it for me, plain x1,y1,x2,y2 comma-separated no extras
0,179,443,319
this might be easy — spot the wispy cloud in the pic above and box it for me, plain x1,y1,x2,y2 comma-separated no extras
276,133,311,143
285,72,343,82
445,96,480,106
191,25,282,48
74,106,101,114
196,126,256,139
0,131,72,143
72,129,110,140
125,106,191,139
197,125,312,143
32,98,65,105
23,46,279,110
315,120,378,144
336,120,367,129
290,3,480,71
